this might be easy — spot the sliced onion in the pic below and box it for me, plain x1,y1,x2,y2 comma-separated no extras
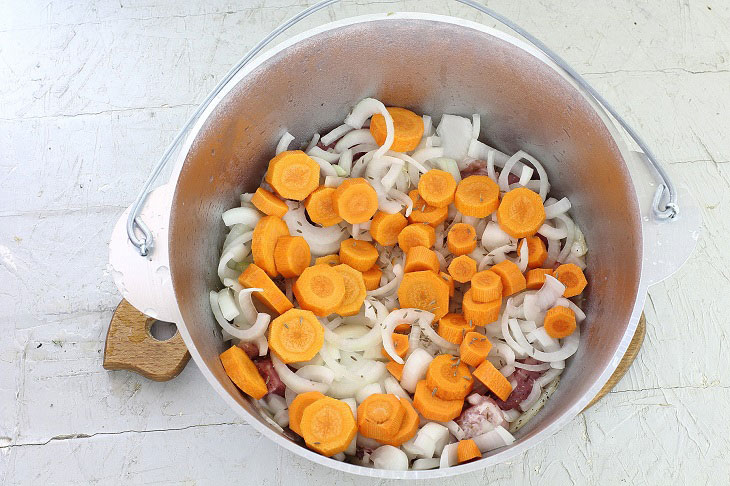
509,318,534,356
222,207,261,228
545,236,561,268
401,348,434,393
276,131,294,154
295,365,334,386
237,287,260,326
519,320,537,333
371,445,409,470
472,426,515,453
555,298,586,322
355,382,383,403
282,202,346,256
471,113,481,139
536,368,563,388
544,197,572,219
528,326,559,350
284,387,296,407
416,311,458,353
421,422,451,455
518,164,534,186
497,151,528,192
407,324,422,358
324,176,345,187
345,99,385,129
217,287,239,321
482,221,512,251
436,114,472,165
411,147,444,164
555,213,577,263
308,155,338,177
491,341,516,366
501,309,529,358
357,433,382,450
439,420,466,441
502,408,521,422
468,139,515,170
535,275,566,310
254,335,267,356
500,364,516,377
265,394,287,414
513,361,552,372
516,239,529,272
334,322,382,352
510,150,549,200
334,128,376,152
271,355,329,394
306,133,320,152
367,263,403,297
551,359,565,370
380,309,418,363
383,376,411,401
439,442,460,468
538,222,568,240
387,150,429,174
486,149,498,182
432,157,462,183
387,188,413,217
338,148,353,175
412,458,441,470
321,123,353,146
531,325,580,362
319,343,348,380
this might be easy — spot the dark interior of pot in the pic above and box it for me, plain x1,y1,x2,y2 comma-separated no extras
169,17,642,458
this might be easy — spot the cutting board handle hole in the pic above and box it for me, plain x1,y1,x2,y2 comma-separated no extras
148,319,178,342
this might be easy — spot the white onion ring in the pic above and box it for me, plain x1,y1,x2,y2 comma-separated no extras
471,113,481,139
384,376,411,401
282,202,346,256
276,131,294,154
411,147,444,164
439,442,459,468
513,361,552,372
538,222,568,240
517,239,529,272
321,123,354,146
531,325,580,362
501,307,529,358
401,348,434,393
536,368,563,388
367,263,403,297
271,355,329,394
555,298,587,322
236,287,260,326
544,197,572,219
417,311,459,353
371,445,409,470
472,426,515,452
222,207,261,227
217,287,239,321
555,213,577,263
355,382,383,403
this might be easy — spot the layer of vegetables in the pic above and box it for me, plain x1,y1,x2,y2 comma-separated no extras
210,98,589,470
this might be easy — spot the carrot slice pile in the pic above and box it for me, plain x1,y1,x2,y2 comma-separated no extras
425,354,474,400
289,391,326,436
554,263,587,297
408,189,449,227
462,288,501,326
397,270,450,320
460,331,492,367
437,313,475,345
219,345,269,400
454,175,500,217
238,263,293,314
519,235,548,268
305,186,343,227
418,169,457,208
448,255,477,283
332,178,378,224
440,271,455,297
252,215,290,277
362,265,383,291
447,222,478,256
251,187,288,218
300,396,357,457
544,306,577,338
293,264,345,316
457,439,481,463
490,260,527,297
471,270,503,302
404,246,440,273
265,150,320,201
412,380,463,421
386,360,405,381
380,399,419,447
398,223,436,252
339,238,379,272
357,394,406,441
332,264,366,316
315,254,340,266
496,187,546,238
525,268,553,290
370,211,408,246
274,235,311,278
382,332,409,359
268,309,324,363
369,107,424,152
472,360,512,401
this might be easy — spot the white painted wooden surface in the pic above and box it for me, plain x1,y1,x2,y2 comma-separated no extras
1,1,728,484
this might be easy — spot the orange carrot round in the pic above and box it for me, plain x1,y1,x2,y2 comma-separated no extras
496,187,546,238
357,394,406,441
418,169,457,208
454,175,500,217
440,271,455,297
554,263,587,297
362,265,383,291
459,331,493,367
471,270,503,302
274,235,311,278
252,215,290,277
397,270,450,320
301,396,357,457
305,186,343,227
386,360,405,381
490,260,527,296
293,264,345,316
382,332,409,359
251,187,288,218
544,306,577,338
408,190,449,227
457,439,481,463
447,223,477,256
437,313,475,345
332,264,366,316
472,360,512,401
380,399,419,447
398,223,436,252
369,107,424,152
448,255,477,283
339,238,379,272
412,379,464,422
265,150,320,201
315,254,340,266
219,345,269,399
268,309,324,363
238,263,293,314
519,235,548,268
462,288,501,326
404,246,440,273
426,354,474,400
525,268,553,290
288,391,325,436
370,211,408,246
332,177,378,224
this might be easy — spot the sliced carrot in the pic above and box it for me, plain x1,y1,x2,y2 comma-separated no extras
447,223,477,256
460,331,493,367
472,360,512,401
251,187,288,218
526,268,553,290
386,360,405,381
397,270,450,320
404,245,440,273
288,391,325,436
462,288,501,326
437,313,475,345
471,270,503,302
382,332,409,359
315,254,340,266
519,236,548,268
408,189,448,227
301,396,357,457
418,169,457,208
304,186,343,227
448,255,477,283
274,235,311,278
238,263,293,314
219,345,268,400
357,394,406,441
362,265,383,291
339,238,379,272
265,150,320,201
369,107,424,152
398,223,436,252
293,264,345,316
426,354,474,400
370,211,408,246
440,271,455,297
268,309,324,363
454,175,500,217
412,379,464,422
380,399,419,447
554,263,587,297
333,264,366,316
252,215,290,277
543,306,577,339
332,178,378,224
457,439,481,463
496,187,546,238
490,260,527,297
